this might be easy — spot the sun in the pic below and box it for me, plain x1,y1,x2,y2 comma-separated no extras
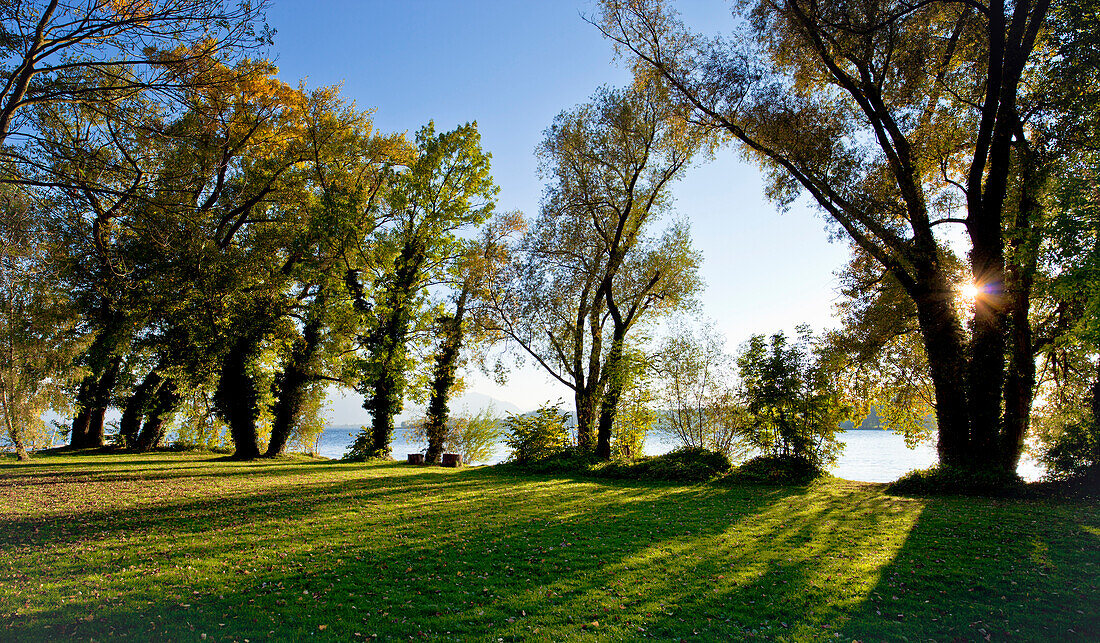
959,282,981,303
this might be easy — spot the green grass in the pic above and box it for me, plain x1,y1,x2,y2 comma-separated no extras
0,452,1097,641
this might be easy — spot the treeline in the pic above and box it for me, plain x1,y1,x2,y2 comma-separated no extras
1,0,1098,486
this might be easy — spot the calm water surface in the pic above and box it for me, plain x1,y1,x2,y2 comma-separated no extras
316,427,1042,482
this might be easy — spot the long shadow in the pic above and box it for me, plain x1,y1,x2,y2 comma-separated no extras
11,456,1090,641
838,493,1100,641
0,458,798,641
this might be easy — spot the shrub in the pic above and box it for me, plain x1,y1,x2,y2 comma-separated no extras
403,408,502,464
726,454,825,485
595,447,731,482
508,446,600,475
736,328,846,469
1036,418,1100,482
502,403,571,464
886,465,1024,496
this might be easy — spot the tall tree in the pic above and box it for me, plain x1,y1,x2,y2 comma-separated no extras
421,212,523,463
347,122,497,459
0,185,86,459
490,82,701,458
602,0,1057,474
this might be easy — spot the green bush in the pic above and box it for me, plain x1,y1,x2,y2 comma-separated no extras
503,446,600,475
886,465,1024,496
502,403,572,464
595,447,731,482
1036,418,1100,482
725,454,825,485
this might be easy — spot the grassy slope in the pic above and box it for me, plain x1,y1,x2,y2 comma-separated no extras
0,453,1096,642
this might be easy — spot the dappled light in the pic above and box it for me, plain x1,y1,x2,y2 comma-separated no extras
1,454,1096,640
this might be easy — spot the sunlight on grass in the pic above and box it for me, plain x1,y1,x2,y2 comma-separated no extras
1,453,1097,641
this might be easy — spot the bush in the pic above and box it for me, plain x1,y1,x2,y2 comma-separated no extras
1036,418,1100,482
595,447,731,482
726,454,826,485
503,403,572,464
403,408,502,464
886,465,1024,496
504,446,600,475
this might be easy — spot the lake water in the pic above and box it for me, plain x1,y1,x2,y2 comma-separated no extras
316,427,1044,482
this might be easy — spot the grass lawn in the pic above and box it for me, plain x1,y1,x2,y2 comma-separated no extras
0,452,1097,641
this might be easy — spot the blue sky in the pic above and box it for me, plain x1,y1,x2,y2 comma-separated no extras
265,0,852,416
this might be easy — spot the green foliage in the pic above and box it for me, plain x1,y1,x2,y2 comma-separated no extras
355,121,498,457
887,465,1024,497
736,327,846,468
172,388,232,450
403,407,502,465
498,446,602,475
726,455,827,486
596,446,731,482
653,318,748,459
1036,418,1100,482
502,403,572,464
0,189,89,458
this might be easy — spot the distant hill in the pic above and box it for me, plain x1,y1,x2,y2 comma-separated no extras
323,387,523,428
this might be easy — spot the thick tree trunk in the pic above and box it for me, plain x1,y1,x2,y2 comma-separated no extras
215,335,263,460
575,387,599,451
596,331,627,461
70,377,94,447
424,289,468,464
71,356,121,449
266,314,324,458
911,275,973,468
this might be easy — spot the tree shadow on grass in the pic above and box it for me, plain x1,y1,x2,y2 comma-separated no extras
840,493,1100,642
0,458,798,640
5,456,1096,641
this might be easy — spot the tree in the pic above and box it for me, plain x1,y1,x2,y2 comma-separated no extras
347,122,497,459
420,212,524,463
736,327,845,468
490,81,702,460
652,318,747,459
0,185,86,459
602,0,1058,474
0,0,270,148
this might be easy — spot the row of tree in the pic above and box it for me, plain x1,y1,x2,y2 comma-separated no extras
0,1,713,465
1,0,1097,482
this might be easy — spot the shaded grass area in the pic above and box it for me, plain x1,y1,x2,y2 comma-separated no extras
0,452,1096,641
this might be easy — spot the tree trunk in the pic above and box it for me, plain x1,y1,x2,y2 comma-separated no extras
911,273,973,468
575,387,599,451
69,376,94,447
215,335,263,460
424,288,468,464
120,371,163,447
2,390,29,461
266,313,324,458
596,331,627,460
73,355,121,449
134,378,179,452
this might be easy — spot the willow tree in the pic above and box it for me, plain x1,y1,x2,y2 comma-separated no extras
602,0,1057,474
491,81,702,459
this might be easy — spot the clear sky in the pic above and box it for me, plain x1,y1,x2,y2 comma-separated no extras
265,0,852,416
